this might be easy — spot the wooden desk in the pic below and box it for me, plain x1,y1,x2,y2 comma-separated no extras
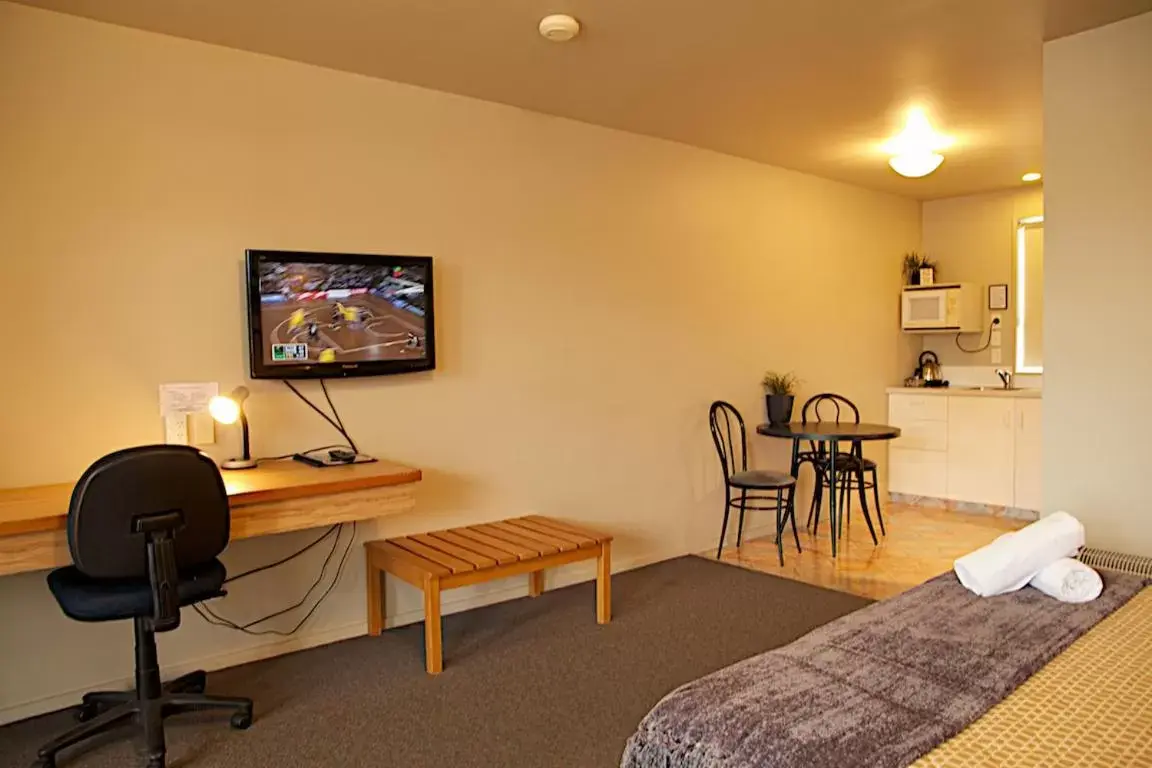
0,460,422,577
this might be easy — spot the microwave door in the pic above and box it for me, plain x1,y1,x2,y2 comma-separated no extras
905,291,946,327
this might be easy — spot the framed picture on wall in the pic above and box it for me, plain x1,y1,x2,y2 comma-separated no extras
989,284,1009,310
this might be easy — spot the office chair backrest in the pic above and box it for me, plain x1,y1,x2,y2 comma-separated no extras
709,401,748,480
68,445,230,579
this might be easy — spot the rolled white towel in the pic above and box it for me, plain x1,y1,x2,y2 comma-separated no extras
1029,558,1103,603
954,511,1085,597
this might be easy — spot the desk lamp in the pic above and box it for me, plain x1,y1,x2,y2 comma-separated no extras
209,386,257,470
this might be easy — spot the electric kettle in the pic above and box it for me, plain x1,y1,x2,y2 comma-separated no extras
918,351,943,384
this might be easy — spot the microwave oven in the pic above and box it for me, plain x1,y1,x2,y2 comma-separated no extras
901,283,982,333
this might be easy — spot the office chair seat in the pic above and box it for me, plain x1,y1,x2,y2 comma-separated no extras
728,469,797,490
47,559,227,623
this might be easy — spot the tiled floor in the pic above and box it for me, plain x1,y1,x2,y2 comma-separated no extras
713,501,1028,600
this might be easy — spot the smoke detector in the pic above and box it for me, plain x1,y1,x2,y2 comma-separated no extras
539,14,581,42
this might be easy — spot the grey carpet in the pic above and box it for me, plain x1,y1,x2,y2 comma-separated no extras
0,556,869,768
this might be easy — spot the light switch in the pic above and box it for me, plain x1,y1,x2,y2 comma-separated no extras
190,412,216,445
990,329,1002,348
991,348,1003,365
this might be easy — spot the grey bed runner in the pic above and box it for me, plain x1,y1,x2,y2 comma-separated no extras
622,570,1147,768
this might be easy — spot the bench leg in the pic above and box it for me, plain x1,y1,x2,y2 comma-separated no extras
366,556,384,637
528,570,544,597
423,575,443,675
596,541,612,625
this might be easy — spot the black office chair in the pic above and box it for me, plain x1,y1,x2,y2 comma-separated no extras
34,445,253,768
799,393,884,544
709,401,799,566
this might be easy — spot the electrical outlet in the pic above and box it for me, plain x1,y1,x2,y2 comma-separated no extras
990,348,1003,365
164,414,189,445
990,329,1003,348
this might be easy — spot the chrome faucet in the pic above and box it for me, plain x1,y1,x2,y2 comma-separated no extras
995,369,1013,390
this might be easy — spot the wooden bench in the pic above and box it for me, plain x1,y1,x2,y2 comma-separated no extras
364,515,612,674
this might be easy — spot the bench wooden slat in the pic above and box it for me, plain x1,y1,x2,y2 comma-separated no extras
457,527,539,560
488,520,578,552
507,517,596,548
389,536,475,573
366,540,450,583
472,523,560,555
410,533,497,569
427,530,518,565
522,514,612,543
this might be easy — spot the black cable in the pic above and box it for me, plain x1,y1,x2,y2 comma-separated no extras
232,525,343,627
195,527,340,632
283,380,344,436
320,379,359,454
223,525,338,584
954,318,999,354
194,522,357,636
281,380,359,454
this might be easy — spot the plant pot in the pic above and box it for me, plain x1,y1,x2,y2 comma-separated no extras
766,394,794,426
908,271,921,286
919,267,935,285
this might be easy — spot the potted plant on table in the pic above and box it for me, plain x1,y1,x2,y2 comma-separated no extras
903,251,936,286
762,371,799,426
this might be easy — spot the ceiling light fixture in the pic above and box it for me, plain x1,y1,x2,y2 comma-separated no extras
884,108,950,179
1022,172,1042,182
539,14,581,42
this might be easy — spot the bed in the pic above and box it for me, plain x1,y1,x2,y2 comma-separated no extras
621,571,1150,768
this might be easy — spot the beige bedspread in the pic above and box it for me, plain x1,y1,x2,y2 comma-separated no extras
915,586,1152,767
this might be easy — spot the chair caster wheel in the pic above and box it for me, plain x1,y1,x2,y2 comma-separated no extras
75,702,98,722
230,711,253,730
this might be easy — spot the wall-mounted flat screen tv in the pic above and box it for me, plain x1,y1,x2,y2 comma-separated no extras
246,250,435,379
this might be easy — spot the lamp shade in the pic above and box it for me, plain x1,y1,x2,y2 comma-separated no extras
888,152,944,178
208,395,241,425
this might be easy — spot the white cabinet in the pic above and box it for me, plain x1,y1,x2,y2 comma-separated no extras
946,397,1016,506
888,393,948,498
888,392,1042,510
889,447,948,497
1013,399,1043,511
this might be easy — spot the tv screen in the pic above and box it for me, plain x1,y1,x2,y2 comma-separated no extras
246,250,435,379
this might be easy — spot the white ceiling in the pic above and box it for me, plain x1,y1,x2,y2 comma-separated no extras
13,0,1152,199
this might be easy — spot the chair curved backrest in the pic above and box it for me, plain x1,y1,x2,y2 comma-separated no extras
68,445,230,579
801,393,860,425
801,393,862,459
709,401,748,481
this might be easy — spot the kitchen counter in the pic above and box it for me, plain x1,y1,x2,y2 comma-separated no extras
887,386,1041,399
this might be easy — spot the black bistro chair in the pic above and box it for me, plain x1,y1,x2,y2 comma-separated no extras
709,401,799,565
798,393,885,544
34,445,253,768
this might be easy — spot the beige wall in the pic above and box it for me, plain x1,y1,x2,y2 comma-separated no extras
919,187,1043,369
1043,12,1152,554
0,4,920,721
